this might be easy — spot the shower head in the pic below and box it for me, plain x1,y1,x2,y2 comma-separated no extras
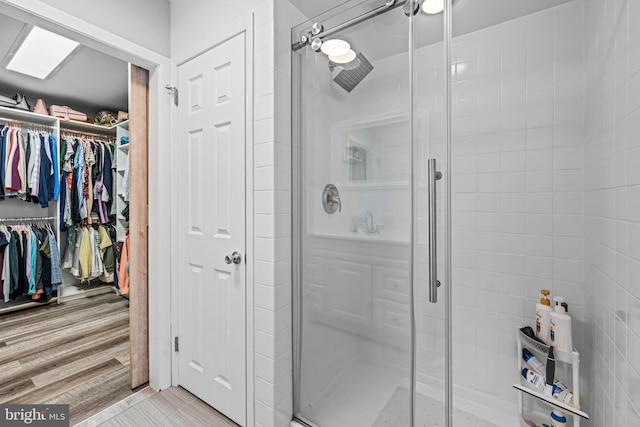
328,51,373,93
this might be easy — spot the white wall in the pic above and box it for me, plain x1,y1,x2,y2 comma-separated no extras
584,0,640,425
449,0,586,415
37,0,169,56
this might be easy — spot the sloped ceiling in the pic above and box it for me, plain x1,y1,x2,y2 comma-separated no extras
0,12,128,119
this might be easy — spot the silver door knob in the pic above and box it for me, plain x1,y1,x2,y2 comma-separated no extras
225,251,242,265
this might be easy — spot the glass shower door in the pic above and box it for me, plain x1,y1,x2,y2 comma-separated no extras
292,1,447,426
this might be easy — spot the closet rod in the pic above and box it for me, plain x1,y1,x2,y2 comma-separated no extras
0,117,55,131
0,216,56,223
61,130,116,141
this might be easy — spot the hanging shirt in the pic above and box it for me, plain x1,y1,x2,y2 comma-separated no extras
30,132,41,198
78,226,92,281
17,131,27,195
28,229,37,294
50,135,60,200
0,126,6,199
37,134,52,208
118,233,130,295
0,230,9,302
48,231,62,287
75,141,87,221
5,129,20,193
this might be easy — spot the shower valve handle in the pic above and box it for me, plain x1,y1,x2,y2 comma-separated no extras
322,184,341,214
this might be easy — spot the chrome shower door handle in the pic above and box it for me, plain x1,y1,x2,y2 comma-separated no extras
428,158,442,303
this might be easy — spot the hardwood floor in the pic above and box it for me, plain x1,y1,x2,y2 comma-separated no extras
0,292,135,425
76,386,239,427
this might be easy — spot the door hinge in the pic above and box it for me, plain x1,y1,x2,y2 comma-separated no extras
165,85,178,106
174,336,179,352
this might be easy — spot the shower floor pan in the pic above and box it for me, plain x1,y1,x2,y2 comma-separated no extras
296,357,518,427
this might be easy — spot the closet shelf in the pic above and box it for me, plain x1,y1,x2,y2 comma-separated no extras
118,143,130,152
0,105,58,126
60,118,122,134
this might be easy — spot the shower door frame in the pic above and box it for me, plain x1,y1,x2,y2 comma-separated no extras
291,1,454,426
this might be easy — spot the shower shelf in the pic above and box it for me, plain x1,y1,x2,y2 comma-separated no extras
514,326,589,425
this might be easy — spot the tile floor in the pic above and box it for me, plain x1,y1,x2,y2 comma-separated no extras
75,386,238,427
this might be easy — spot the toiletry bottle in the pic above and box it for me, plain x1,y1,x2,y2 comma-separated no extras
522,348,546,376
549,296,573,353
550,409,567,426
520,368,573,403
536,289,553,344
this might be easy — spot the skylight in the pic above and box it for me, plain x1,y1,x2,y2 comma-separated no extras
5,26,79,79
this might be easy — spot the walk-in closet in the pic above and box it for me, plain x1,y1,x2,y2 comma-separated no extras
0,9,146,424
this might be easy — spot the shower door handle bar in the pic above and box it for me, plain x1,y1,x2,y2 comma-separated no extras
428,158,442,303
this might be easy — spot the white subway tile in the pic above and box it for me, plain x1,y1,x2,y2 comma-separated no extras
500,172,526,193
255,45,274,74
500,130,526,152
526,214,554,236
554,237,584,260
526,193,553,214
553,259,584,283
526,105,554,128
501,213,526,233
501,151,525,172
554,170,583,192
555,147,584,170
501,194,526,213
526,127,553,150
526,171,554,192
526,149,554,171
255,69,275,98
526,235,553,257
555,192,584,215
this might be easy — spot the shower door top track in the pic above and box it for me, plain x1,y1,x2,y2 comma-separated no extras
291,0,410,51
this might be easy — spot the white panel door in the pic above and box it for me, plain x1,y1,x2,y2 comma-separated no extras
177,32,246,426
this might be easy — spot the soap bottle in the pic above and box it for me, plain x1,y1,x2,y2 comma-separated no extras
549,296,573,353
535,289,553,344
550,409,567,426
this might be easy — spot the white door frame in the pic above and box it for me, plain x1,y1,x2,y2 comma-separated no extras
170,14,255,427
0,0,174,390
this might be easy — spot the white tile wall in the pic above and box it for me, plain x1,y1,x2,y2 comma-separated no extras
584,0,640,425
450,0,587,409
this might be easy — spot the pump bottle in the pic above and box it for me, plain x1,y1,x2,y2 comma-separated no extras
549,296,573,353
535,289,553,344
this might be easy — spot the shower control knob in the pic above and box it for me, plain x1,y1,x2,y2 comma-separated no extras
225,251,242,265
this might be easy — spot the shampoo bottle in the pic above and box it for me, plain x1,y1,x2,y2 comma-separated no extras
549,296,573,353
536,289,553,344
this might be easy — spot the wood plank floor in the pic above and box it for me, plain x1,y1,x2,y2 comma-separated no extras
0,292,135,425
76,386,239,427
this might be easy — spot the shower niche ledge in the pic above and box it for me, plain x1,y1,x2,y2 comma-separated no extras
306,231,408,244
